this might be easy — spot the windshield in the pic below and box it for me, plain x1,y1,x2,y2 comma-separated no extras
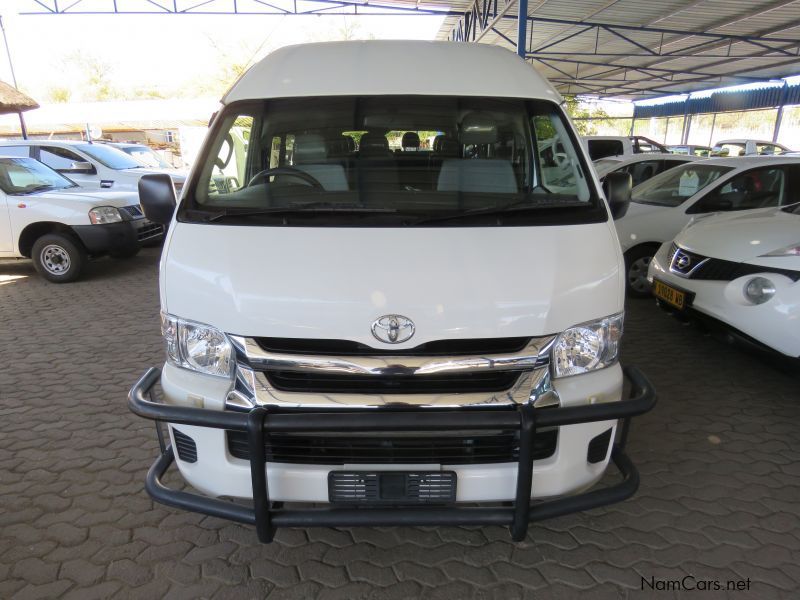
76,143,142,170
183,96,603,227
122,146,171,169
711,143,745,157
0,157,76,195
632,163,734,207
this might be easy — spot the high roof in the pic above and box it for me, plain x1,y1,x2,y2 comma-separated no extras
436,0,800,99
223,41,561,103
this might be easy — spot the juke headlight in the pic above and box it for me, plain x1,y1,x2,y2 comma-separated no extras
161,312,233,378
551,313,624,378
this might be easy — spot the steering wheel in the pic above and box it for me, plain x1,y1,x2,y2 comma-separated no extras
247,166,324,190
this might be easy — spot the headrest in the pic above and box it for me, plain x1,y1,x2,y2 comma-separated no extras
401,131,420,149
359,132,390,157
293,134,327,163
461,113,498,145
432,134,446,152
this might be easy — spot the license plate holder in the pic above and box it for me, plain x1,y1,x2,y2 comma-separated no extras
652,278,693,310
328,471,457,504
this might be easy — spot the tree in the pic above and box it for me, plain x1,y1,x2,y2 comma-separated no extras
45,86,71,103
62,51,119,101
563,95,615,135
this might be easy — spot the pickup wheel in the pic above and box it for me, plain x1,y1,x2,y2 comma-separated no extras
32,234,86,283
625,245,656,298
109,245,140,259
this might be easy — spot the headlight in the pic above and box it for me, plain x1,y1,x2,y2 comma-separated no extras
743,277,776,305
551,313,623,378
760,243,800,257
161,312,233,378
88,206,123,224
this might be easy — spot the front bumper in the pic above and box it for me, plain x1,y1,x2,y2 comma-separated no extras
129,366,656,542
72,222,139,254
71,218,164,255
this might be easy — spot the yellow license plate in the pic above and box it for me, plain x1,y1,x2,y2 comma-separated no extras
652,279,687,310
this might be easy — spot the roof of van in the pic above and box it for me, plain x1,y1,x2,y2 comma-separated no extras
223,41,561,104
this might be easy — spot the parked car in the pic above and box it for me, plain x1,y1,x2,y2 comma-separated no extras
0,156,163,282
711,139,791,157
127,40,655,543
648,204,800,359
583,135,668,160
668,144,711,157
105,142,177,170
593,154,700,187
0,139,186,196
616,156,800,296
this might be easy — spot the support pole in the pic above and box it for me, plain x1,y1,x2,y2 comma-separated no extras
516,0,528,57
708,113,717,147
772,81,788,143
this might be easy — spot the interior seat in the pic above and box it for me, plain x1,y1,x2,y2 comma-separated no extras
292,134,348,191
357,132,398,194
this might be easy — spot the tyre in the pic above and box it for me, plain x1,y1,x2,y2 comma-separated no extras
624,246,656,298
31,233,87,283
109,245,140,259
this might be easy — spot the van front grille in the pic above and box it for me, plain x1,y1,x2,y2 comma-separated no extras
227,428,558,465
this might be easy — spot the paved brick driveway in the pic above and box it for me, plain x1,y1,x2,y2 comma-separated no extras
1,248,798,599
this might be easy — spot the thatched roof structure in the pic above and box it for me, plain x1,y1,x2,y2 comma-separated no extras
0,80,38,115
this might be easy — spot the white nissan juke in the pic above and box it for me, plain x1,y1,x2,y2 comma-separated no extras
648,203,800,359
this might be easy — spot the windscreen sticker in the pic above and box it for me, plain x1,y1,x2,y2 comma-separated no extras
678,171,700,196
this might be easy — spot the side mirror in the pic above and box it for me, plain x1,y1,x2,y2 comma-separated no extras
138,173,176,225
69,161,95,174
603,171,632,220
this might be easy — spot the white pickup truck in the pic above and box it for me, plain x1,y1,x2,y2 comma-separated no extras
128,40,656,542
0,156,163,282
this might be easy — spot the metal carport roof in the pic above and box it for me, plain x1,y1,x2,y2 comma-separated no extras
19,0,800,100
437,0,800,99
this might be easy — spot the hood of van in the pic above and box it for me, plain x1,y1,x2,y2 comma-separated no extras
163,222,623,346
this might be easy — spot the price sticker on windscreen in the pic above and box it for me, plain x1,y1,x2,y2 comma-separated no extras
678,170,700,196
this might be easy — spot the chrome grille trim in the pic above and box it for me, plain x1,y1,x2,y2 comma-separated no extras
228,335,556,377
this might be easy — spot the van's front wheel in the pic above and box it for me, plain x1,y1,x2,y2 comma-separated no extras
625,246,655,298
32,234,86,283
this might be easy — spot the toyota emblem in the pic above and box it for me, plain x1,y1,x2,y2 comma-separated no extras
371,315,415,344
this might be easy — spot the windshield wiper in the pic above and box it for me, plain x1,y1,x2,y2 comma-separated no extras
407,199,585,225
203,203,398,222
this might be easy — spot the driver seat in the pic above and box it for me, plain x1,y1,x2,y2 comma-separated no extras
292,134,348,191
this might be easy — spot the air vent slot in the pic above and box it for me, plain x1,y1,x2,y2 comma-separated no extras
587,428,613,464
173,428,198,463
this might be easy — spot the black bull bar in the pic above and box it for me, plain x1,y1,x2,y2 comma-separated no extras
129,366,656,542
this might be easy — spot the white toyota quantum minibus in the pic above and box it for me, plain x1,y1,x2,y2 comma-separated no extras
129,40,656,542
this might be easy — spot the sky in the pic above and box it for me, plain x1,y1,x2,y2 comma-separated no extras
0,5,446,102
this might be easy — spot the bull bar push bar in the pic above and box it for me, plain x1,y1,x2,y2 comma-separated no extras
128,366,656,543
